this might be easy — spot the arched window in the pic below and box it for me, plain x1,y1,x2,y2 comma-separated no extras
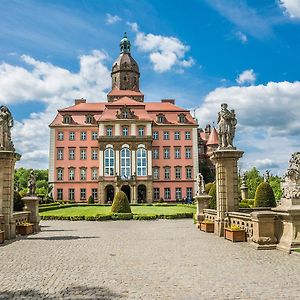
104,148,114,176
137,148,147,176
120,147,131,179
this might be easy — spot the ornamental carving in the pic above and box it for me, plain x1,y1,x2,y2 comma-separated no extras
0,105,15,151
282,152,300,199
116,105,136,119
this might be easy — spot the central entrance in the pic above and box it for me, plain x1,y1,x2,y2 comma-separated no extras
105,185,115,203
137,184,147,203
121,185,131,202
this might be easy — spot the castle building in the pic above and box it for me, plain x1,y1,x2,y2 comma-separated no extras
49,34,200,203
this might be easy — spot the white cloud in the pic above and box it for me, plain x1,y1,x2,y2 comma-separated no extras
279,0,300,18
235,31,248,44
128,22,194,73
236,69,256,85
0,51,111,169
105,13,122,25
195,81,300,174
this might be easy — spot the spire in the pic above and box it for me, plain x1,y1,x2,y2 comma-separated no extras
120,32,131,54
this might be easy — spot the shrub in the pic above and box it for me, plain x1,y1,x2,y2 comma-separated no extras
111,213,133,220
205,182,214,194
208,183,217,209
158,198,164,203
254,182,276,207
88,195,94,204
111,191,131,213
133,214,157,220
13,191,23,211
95,214,113,221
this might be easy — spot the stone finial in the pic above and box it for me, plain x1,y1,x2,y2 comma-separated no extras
27,170,37,196
217,103,237,149
0,105,15,151
196,173,205,195
241,173,247,187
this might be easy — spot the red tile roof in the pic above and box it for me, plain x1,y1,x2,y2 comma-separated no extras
207,127,218,145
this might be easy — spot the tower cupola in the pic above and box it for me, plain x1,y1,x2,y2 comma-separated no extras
120,32,131,53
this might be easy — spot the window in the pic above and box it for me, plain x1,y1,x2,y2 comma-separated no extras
174,131,180,140
104,148,114,176
92,132,98,140
106,126,113,136
123,110,128,119
57,189,63,201
69,148,75,160
81,131,87,140
186,167,192,179
174,147,181,159
69,168,75,181
63,115,71,124
185,147,192,159
153,167,159,179
175,167,181,179
120,148,131,179
186,187,193,200
153,148,159,159
185,131,191,140
57,168,63,181
164,188,171,200
164,167,170,179
92,168,98,180
163,147,170,159
122,126,129,136
137,148,147,176
153,188,160,200
175,188,182,200
86,115,93,124
163,131,169,140
80,149,87,160
153,131,159,140
69,132,75,141
80,168,86,180
179,114,186,123
92,149,98,160
58,131,64,141
69,189,75,201
138,127,144,136
157,114,165,123
57,148,63,160
80,188,86,200
92,188,98,201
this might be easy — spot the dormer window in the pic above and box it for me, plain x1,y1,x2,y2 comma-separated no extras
85,115,93,124
157,114,165,123
178,114,186,123
63,115,71,124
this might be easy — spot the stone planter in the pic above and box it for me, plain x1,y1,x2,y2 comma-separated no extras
0,230,4,244
224,228,246,242
200,222,214,233
16,224,34,235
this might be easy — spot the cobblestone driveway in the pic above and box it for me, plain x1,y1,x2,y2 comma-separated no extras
1,220,300,299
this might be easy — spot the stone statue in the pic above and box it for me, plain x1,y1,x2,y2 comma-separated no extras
264,170,271,182
0,105,15,151
196,173,205,195
241,173,247,187
217,103,237,149
27,170,36,196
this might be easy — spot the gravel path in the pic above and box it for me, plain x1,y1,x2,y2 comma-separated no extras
0,219,299,299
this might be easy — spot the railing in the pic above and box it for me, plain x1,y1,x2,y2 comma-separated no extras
227,212,253,238
13,211,30,225
203,209,217,222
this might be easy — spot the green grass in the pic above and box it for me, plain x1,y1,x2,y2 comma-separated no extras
40,205,196,218
294,249,300,253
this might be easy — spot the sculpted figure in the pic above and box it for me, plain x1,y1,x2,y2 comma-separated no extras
217,103,237,149
27,170,36,196
0,105,14,151
196,173,205,195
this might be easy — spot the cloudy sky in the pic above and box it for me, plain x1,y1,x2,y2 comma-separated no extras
1,0,300,175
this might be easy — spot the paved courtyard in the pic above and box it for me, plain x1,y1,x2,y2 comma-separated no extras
1,220,300,299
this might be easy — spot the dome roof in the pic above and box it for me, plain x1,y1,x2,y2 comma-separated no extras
112,53,139,73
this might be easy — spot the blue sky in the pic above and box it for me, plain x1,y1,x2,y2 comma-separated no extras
0,0,300,174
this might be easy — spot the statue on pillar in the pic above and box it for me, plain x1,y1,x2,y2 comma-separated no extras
217,103,237,149
27,170,36,196
196,173,205,195
264,170,271,182
0,105,15,151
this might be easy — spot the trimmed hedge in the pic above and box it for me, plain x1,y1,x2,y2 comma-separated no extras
133,214,157,220
111,191,132,213
111,213,133,220
254,182,276,207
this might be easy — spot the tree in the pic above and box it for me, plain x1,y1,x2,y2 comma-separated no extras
111,191,131,213
244,167,263,199
200,161,215,184
208,183,216,209
254,182,276,207
269,176,283,200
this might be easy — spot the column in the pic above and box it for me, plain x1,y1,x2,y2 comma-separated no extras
99,150,104,176
192,127,199,192
115,150,120,175
99,123,105,136
211,149,244,236
131,124,136,136
147,150,152,176
115,124,120,136
131,150,136,175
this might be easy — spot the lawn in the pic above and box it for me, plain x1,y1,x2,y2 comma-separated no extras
40,204,196,218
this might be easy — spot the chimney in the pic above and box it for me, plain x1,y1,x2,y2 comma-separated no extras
74,98,86,105
161,99,175,104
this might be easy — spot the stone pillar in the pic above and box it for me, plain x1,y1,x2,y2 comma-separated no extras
132,183,137,204
211,149,244,236
240,185,248,200
99,150,104,176
22,196,41,232
0,151,21,240
194,194,212,223
115,150,120,176
250,211,277,250
131,150,136,175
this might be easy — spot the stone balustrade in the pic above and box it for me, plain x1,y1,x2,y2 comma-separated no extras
13,211,31,225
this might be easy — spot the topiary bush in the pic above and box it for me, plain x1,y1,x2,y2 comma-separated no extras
205,182,214,194
254,182,276,207
88,195,94,204
111,191,132,213
13,191,23,211
208,183,217,209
